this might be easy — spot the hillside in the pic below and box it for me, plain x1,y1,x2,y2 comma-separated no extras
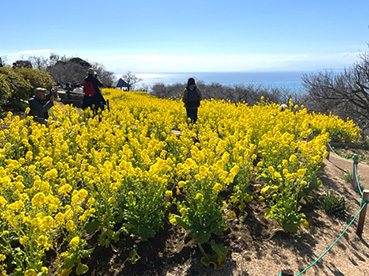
83,152,369,276
0,90,367,276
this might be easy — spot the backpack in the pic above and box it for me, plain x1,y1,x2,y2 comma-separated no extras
83,80,95,97
187,88,200,108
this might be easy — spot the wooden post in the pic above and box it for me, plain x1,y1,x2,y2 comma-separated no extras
352,154,359,192
357,190,369,238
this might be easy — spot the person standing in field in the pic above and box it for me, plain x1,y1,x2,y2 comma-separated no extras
182,77,202,124
82,68,106,111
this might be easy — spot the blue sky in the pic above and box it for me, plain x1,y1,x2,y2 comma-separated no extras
1,0,368,74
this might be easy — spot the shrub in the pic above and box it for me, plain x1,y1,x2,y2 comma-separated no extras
15,67,55,99
0,74,11,106
316,191,348,219
0,67,32,105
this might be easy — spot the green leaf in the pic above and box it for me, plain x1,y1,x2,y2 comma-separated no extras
282,222,298,233
190,230,211,244
264,208,272,219
128,245,140,264
63,253,77,269
210,240,228,259
85,219,100,233
80,248,94,258
172,215,189,229
76,263,89,275
200,240,228,270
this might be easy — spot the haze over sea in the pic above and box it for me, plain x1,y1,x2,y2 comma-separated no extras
133,70,341,93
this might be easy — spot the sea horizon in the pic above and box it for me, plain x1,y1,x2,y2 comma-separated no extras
123,69,344,92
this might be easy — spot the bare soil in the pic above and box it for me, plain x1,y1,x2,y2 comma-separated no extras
79,152,369,276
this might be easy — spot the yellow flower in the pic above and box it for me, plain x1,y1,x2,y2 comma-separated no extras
71,194,79,204
195,193,204,200
228,210,236,218
58,184,72,197
297,168,307,177
31,192,46,208
230,195,238,203
268,166,275,174
179,207,187,215
168,214,176,224
19,235,29,245
108,197,115,204
44,168,58,180
165,190,173,197
282,159,288,167
86,197,95,207
69,236,80,250
260,185,270,196
78,189,88,201
301,219,309,228
230,165,239,176
37,235,49,249
0,196,7,208
66,220,76,232
178,181,186,188
25,150,33,162
273,171,282,179
55,212,65,225
24,269,37,276
213,183,223,192
289,154,297,164
0,253,6,262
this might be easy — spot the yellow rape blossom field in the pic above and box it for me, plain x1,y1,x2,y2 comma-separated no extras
0,88,361,275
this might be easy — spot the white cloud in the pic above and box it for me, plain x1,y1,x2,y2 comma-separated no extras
225,55,244,58
3,49,363,72
7,49,52,56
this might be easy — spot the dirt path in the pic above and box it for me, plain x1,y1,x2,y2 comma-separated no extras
326,151,369,191
230,154,369,276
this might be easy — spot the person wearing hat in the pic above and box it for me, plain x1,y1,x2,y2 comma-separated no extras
82,67,105,111
28,87,55,124
182,77,202,124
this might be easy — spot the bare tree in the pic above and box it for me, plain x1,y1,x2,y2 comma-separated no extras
151,82,183,99
121,71,142,91
47,62,86,85
302,51,369,131
13,60,33,68
28,56,50,70
91,62,115,87
0,57,6,67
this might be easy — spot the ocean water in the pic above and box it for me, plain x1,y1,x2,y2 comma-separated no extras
135,71,310,92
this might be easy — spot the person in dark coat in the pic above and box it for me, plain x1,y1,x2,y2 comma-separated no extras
28,87,55,124
182,78,202,124
82,68,106,111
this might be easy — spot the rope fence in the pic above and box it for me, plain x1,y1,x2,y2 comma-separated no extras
278,141,369,276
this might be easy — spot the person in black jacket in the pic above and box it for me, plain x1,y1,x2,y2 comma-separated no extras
28,87,55,124
82,68,106,111
182,78,202,124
